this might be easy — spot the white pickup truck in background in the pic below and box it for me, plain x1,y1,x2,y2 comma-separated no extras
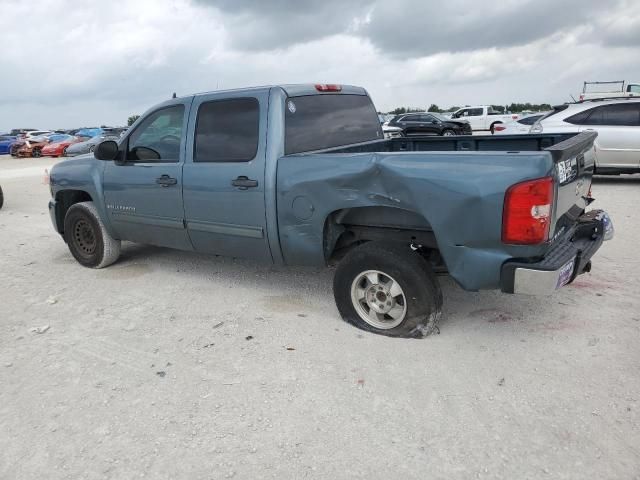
579,80,640,101
450,106,519,133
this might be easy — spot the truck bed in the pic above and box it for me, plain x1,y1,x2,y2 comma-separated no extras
316,133,577,154
277,131,597,291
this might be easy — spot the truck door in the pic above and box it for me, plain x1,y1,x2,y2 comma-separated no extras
467,107,485,130
102,100,192,251
182,91,271,262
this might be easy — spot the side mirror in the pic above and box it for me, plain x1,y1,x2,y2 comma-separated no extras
94,140,119,161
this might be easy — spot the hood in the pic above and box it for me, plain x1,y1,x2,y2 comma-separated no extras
444,119,470,126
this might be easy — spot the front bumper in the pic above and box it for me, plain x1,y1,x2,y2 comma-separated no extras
501,210,613,295
49,199,63,234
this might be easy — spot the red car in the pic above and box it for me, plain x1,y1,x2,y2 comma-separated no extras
41,135,83,157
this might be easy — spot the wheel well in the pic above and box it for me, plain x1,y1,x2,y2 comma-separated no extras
323,206,440,264
54,190,93,233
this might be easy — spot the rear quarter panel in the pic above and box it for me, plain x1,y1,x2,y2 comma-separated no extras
276,151,555,291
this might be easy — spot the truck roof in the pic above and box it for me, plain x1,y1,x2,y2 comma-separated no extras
182,84,368,100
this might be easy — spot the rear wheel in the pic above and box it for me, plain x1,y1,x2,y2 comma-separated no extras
32,147,42,158
63,201,120,268
333,242,443,338
62,147,68,156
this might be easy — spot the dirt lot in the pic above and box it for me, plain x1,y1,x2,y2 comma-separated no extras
1,156,639,480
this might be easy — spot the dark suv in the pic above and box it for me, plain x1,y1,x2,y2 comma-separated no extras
387,112,472,136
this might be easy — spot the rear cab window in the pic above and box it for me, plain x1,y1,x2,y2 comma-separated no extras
284,94,382,154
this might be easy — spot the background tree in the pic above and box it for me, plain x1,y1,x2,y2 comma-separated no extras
390,107,426,115
427,104,442,113
127,115,140,126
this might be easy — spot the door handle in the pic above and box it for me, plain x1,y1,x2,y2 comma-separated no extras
156,174,177,187
231,176,258,189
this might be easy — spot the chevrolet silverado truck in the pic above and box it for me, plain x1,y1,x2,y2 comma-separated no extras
48,84,613,338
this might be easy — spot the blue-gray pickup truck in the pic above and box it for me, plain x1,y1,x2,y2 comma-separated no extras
48,84,613,338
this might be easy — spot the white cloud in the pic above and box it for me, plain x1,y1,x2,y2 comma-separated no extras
0,0,639,130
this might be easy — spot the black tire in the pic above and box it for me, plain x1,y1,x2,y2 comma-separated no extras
32,147,42,158
490,122,501,134
441,129,455,137
62,147,68,156
63,201,121,268
333,242,443,338
0,185,4,210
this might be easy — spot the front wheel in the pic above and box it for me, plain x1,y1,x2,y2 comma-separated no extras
441,129,455,136
333,242,443,338
63,201,121,268
32,147,42,158
0,185,4,209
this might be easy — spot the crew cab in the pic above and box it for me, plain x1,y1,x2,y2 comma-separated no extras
48,84,612,338
451,106,519,133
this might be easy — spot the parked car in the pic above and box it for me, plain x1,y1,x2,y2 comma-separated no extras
450,106,519,133
16,139,48,157
74,128,103,138
579,80,640,101
531,98,640,174
65,134,124,157
387,112,471,136
0,136,17,154
493,113,548,135
41,135,83,157
47,83,612,338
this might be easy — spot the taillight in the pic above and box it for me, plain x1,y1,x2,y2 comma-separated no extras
502,177,554,245
494,125,507,131
315,84,342,92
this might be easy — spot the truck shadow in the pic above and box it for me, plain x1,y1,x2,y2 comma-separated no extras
112,242,593,336
592,174,640,185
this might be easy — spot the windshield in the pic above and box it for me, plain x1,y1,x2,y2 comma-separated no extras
285,94,382,154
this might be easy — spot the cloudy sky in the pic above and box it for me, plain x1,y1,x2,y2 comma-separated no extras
1,0,639,130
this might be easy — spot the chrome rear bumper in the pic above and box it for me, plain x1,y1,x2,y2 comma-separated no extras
502,210,612,295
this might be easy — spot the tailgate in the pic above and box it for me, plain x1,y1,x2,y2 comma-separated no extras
544,131,597,240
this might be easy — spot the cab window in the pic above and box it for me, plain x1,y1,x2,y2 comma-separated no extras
194,98,259,162
127,105,185,162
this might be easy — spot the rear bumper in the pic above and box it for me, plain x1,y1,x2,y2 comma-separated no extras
500,210,613,295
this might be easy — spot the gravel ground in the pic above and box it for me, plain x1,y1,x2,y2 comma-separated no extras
1,156,639,480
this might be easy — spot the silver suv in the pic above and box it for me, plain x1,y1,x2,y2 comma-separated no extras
531,98,640,174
